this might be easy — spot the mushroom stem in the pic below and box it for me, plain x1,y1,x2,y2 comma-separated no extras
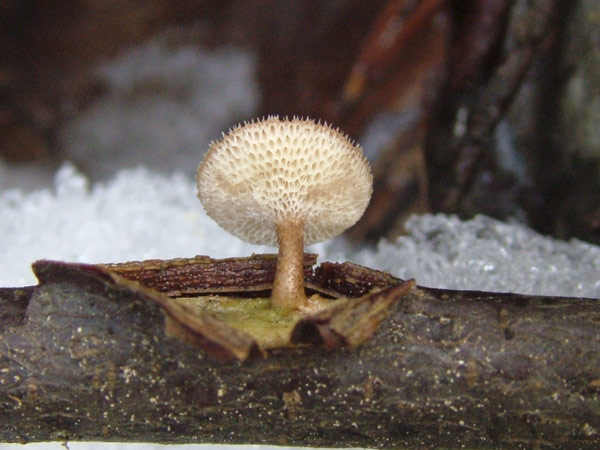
272,218,307,310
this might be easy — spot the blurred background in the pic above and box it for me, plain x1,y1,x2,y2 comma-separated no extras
1,0,599,245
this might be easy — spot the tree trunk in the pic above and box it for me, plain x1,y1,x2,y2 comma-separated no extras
1,255,599,449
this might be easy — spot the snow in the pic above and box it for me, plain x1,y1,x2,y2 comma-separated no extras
2,162,599,299
59,34,259,180
0,163,272,287
346,214,600,298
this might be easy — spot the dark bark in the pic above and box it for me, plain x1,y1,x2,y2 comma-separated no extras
426,0,560,215
1,255,599,449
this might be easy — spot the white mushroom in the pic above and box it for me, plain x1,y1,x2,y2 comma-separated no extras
197,116,372,310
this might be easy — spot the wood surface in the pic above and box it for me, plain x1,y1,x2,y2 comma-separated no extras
1,255,599,448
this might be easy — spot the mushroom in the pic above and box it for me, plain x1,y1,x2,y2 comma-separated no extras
196,116,372,310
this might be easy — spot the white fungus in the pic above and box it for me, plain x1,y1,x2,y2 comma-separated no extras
197,116,372,310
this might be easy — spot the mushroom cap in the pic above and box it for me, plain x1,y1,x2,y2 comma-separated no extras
197,116,372,246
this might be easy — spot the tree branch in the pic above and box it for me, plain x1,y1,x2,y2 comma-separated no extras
1,255,599,448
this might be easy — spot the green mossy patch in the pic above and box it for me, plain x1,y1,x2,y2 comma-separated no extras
172,296,303,349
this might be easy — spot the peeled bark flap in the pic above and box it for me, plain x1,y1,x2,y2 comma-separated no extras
98,253,318,296
29,256,414,361
1,255,599,448
291,279,415,349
